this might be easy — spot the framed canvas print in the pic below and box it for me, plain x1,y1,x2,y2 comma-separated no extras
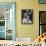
39,11,46,35
39,0,46,4
0,2,16,40
21,9,33,24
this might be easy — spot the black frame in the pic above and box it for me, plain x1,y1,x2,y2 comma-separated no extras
39,11,46,35
39,0,46,4
21,9,33,24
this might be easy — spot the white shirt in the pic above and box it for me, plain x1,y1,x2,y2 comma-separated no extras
22,18,32,23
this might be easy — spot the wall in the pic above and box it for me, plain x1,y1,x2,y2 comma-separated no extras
0,0,46,41
16,0,39,40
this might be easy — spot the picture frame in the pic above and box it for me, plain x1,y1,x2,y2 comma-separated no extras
39,0,46,4
21,9,33,24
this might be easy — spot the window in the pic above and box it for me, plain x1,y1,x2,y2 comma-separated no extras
39,11,46,35
0,2,16,40
39,0,46,4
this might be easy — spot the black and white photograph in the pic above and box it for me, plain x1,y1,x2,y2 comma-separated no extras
21,9,33,24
